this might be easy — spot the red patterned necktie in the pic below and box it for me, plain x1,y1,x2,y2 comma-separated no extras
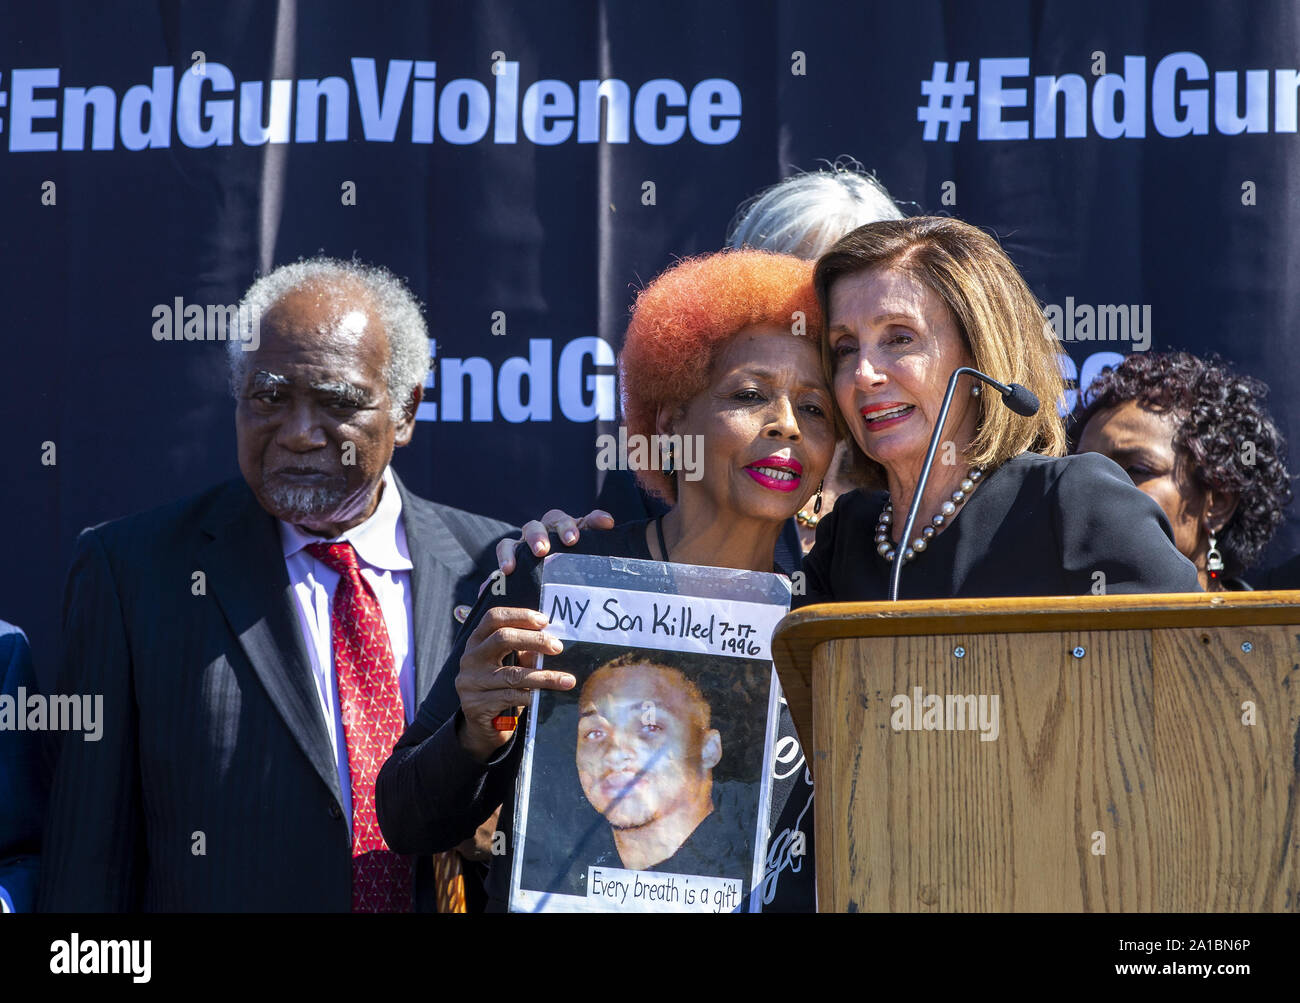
307,541,415,913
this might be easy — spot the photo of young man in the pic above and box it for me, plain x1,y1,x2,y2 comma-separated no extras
575,655,722,870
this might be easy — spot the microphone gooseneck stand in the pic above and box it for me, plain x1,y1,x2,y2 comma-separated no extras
888,367,1040,602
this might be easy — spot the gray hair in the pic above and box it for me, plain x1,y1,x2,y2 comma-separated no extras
725,157,905,260
228,256,431,422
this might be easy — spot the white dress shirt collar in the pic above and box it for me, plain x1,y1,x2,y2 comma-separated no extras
278,467,413,572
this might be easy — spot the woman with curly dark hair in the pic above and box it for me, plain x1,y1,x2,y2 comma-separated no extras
1074,352,1292,591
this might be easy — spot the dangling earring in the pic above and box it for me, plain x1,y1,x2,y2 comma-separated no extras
797,482,826,530
1206,530,1224,582
663,443,675,476
970,384,982,397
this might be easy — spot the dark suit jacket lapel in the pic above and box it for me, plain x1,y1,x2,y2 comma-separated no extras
394,472,480,702
199,481,342,806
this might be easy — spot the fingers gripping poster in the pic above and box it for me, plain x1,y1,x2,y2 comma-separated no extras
508,554,790,913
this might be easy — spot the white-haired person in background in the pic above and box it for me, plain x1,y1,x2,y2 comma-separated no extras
727,157,904,261
590,158,906,558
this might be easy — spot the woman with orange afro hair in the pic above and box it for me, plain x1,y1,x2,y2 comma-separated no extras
376,250,836,912
617,250,835,514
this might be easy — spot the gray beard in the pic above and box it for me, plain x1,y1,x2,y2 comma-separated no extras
263,483,349,523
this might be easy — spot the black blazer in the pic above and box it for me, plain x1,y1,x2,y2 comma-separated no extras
802,452,1202,602
37,472,514,912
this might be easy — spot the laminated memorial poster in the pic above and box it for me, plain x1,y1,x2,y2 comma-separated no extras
508,553,790,913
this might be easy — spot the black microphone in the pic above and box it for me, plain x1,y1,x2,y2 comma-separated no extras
1001,382,1040,417
887,367,1040,602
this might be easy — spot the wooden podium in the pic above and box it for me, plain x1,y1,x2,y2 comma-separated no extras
771,591,1300,912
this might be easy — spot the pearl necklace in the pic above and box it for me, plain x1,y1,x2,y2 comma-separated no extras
875,467,984,563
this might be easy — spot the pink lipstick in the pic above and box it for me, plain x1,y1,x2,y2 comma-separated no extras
744,455,803,493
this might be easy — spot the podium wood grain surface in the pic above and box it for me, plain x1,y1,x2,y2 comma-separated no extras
771,592,1300,912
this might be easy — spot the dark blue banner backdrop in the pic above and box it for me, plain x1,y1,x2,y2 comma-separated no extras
3,1,1298,679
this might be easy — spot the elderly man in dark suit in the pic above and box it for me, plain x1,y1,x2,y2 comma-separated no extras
39,258,515,912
